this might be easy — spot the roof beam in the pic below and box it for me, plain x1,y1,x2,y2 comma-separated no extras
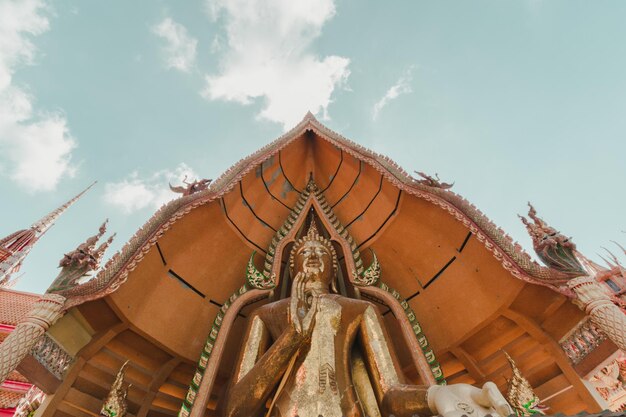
502,309,601,412
450,346,486,384
137,357,181,417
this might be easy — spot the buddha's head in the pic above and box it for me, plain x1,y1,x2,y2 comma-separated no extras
289,219,338,290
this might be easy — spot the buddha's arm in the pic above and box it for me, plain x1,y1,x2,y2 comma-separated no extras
359,306,431,417
223,314,306,417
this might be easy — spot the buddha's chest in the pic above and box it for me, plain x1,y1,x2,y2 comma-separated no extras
305,295,342,366
276,297,358,417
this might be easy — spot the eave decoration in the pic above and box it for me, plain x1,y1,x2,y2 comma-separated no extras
504,351,548,416
100,361,130,417
519,204,626,355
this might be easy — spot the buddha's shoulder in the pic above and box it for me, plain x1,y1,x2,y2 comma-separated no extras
253,298,290,317
254,294,376,315
323,294,376,311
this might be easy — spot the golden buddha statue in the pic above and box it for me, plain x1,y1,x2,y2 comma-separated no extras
221,221,512,417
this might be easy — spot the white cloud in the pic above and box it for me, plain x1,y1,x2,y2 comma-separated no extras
103,163,199,214
210,35,222,54
0,0,77,192
152,17,198,73
202,0,350,130
372,67,414,120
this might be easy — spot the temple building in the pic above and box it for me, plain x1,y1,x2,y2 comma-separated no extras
0,113,625,417
0,185,94,416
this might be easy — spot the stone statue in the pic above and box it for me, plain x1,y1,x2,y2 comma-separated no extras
221,221,512,417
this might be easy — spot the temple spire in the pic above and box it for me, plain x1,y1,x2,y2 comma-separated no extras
0,182,96,287
31,181,96,234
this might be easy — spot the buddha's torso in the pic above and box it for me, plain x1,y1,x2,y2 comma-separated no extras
260,294,369,417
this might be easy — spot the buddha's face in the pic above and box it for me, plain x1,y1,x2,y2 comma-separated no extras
294,240,333,286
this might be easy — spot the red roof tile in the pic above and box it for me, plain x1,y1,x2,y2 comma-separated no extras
0,289,40,325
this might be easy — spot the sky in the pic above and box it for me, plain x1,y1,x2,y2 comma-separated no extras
0,0,624,295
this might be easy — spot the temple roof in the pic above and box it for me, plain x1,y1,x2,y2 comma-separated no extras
0,289,39,326
61,113,571,306
43,114,602,417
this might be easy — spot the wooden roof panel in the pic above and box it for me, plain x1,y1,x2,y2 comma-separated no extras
109,248,220,361
332,163,383,226
259,155,299,209
275,134,309,194
155,202,253,299
408,240,525,351
322,160,362,207
347,177,400,247
309,132,343,192
240,166,291,231
221,182,274,251
370,193,469,288
324,156,362,208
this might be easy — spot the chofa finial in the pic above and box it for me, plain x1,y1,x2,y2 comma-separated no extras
413,171,454,190
504,351,547,416
100,361,130,417
303,111,317,122
169,176,212,197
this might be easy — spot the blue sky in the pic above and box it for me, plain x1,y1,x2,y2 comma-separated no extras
0,0,624,294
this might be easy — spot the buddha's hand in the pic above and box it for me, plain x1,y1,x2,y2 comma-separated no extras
427,382,513,417
289,272,319,337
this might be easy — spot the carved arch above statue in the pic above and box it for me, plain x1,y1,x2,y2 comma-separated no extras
179,179,444,417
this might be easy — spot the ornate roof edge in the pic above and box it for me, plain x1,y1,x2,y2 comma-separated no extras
60,113,572,307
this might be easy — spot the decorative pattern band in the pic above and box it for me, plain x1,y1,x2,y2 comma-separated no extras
31,333,74,380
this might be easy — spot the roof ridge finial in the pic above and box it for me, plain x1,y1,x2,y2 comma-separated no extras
303,111,317,123
100,360,130,417
306,173,318,192
503,351,547,416
413,171,454,190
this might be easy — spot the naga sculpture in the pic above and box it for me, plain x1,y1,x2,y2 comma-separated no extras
0,221,114,383
518,204,585,277
519,205,626,352
220,220,512,417
169,176,212,196
52,220,115,292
